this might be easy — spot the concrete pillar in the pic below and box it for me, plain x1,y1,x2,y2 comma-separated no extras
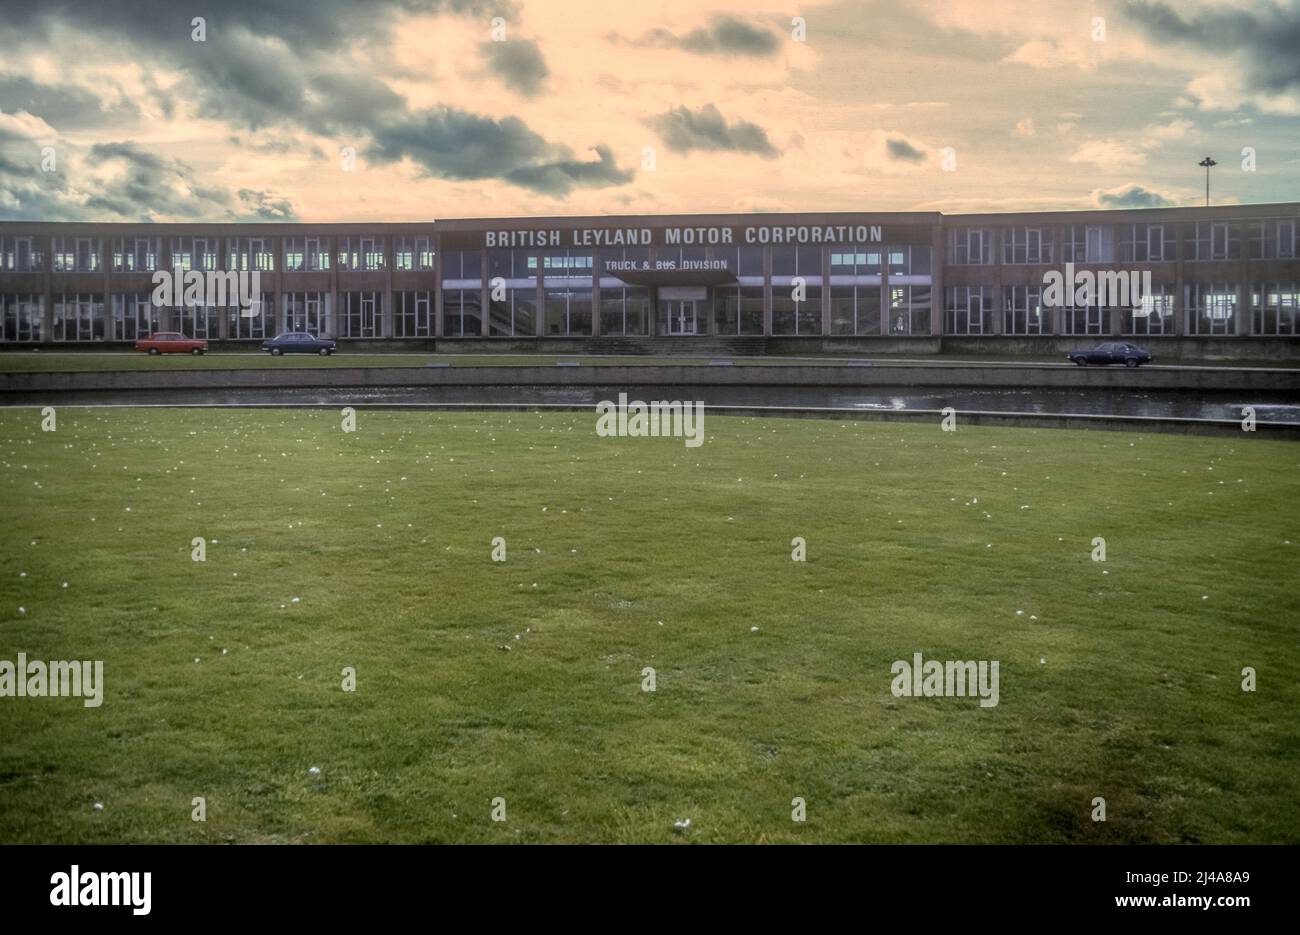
591,250,602,337
1171,228,1184,336
536,259,546,337
433,245,444,338
820,245,831,337
930,226,944,336
478,246,488,338
880,255,891,336
100,239,110,342
1236,281,1250,336
762,247,772,337
41,235,53,340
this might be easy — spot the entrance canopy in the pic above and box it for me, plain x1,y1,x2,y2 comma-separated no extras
606,267,737,287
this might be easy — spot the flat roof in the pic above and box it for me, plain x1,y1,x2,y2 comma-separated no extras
0,202,1296,233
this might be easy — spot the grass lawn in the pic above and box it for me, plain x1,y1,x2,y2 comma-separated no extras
0,408,1297,843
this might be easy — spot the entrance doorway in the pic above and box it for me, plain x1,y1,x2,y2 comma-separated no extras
662,300,698,335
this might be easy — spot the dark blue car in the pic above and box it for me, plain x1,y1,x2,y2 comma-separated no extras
1066,342,1153,367
261,332,337,356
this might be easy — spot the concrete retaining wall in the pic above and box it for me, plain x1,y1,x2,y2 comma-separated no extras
4,362,1298,395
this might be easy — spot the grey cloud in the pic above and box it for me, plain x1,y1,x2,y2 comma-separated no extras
3,0,628,200
1125,1,1300,97
885,137,926,163
616,15,779,57
0,140,298,221
647,104,779,157
481,38,549,97
0,75,139,128
1092,184,1174,209
367,108,632,195
237,188,298,220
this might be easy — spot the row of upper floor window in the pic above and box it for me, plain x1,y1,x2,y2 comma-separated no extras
947,220,1299,264
0,235,434,273
4,223,1297,274
450,244,934,279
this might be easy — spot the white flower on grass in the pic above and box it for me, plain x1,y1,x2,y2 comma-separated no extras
92,803,103,812
308,767,321,777
673,819,691,832
750,626,760,632
291,597,300,604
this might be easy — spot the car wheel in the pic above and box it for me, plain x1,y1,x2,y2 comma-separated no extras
1074,357,1086,366
191,348,201,356
148,347,160,355
1124,357,1139,368
319,347,330,356
271,348,282,356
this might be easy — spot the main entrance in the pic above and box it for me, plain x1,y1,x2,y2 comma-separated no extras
662,300,698,335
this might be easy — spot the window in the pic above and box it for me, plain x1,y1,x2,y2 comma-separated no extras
1185,283,1237,334
283,292,328,335
542,252,593,277
177,303,216,339
52,237,101,272
1004,286,1048,335
395,292,432,338
229,293,270,339
0,236,43,272
337,236,385,271
829,285,881,335
1249,220,1297,260
889,285,931,334
284,236,330,271
52,294,105,340
394,236,433,271
889,245,932,276
946,228,992,265
1,295,44,341
171,237,217,271
441,250,483,282
111,294,157,340
1251,283,1299,335
112,236,160,272
1122,284,1173,335
1185,223,1237,261
228,237,275,271
829,248,883,276
541,288,592,335
945,286,993,334
772,283,821,335
1118,225,1170,263
442,289,482,336
1060,225,1115,263
712,286,765,335
1003,228,1053,265
340,292,380,338
597,287,649,336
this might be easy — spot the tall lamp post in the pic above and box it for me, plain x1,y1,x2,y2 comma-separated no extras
1198,156,1217,206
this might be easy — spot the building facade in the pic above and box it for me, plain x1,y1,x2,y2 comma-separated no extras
1,203,1297,354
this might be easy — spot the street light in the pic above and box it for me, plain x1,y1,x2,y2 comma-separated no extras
1198,156,1217,206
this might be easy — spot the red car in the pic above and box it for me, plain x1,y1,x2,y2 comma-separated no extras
134,332,208,355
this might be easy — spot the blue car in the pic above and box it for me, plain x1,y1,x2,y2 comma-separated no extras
1066,342,1153,367
261,332,337,356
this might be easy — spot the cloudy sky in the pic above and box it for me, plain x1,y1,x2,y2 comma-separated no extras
0,0,1297,222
